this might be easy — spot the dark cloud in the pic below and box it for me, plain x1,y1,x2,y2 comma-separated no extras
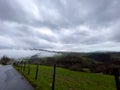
0,0,27,23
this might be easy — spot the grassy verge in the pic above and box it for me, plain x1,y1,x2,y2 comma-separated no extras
15,65,116,90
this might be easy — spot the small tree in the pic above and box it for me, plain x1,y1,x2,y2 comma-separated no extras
0,56,10,65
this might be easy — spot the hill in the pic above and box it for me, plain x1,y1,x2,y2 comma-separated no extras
28,52,120,74
83,52,120,62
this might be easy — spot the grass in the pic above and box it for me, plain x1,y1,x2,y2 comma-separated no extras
15,65,116,90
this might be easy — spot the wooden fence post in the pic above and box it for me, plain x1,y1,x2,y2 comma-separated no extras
17,61,20,67
21,61,23,70
23,62,26,71
35,64,39,80
52,64,56,90
28,62,30,75
113,68,120,90
17,61,19,66
16,61,19,67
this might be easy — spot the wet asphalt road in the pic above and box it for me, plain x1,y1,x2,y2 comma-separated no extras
0,65,34,90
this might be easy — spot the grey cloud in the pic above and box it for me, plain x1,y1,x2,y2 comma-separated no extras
0,21,58,50
59,30,89,44
0,0,27,23
0,0,120,58
109,22,120,42
0,0,120,29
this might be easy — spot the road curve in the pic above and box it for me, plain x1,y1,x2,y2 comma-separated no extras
0,65,34,90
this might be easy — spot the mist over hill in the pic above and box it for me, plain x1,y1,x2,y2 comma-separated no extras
27,51,120,74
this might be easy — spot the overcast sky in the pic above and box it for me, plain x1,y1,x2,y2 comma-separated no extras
0,0,120,58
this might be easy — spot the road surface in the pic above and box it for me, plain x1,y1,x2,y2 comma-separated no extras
0,65,34,90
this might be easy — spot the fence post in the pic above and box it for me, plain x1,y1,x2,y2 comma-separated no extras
16,61,19,66
23,61,26,71
52,64,56,90
18,61,20,67
17,61,20,67
113,68,120,90
28,62,30,75
21,61,23,70
35,64,39,80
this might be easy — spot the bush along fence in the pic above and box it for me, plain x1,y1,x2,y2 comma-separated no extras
13,61,120,90
14,61,56,90
112,68,120,90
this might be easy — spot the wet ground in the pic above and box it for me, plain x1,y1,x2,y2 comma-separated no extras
0,65,34,90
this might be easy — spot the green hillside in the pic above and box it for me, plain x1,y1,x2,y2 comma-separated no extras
15,65,116,90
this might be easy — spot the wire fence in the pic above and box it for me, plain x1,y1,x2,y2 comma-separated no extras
14,61,120,90
14,61,56,90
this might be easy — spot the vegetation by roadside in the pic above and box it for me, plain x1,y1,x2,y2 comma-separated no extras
15,64,116,90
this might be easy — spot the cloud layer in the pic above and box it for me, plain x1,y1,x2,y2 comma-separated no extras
0,0,120,57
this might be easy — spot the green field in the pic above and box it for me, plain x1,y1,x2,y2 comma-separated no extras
15,65,116,90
